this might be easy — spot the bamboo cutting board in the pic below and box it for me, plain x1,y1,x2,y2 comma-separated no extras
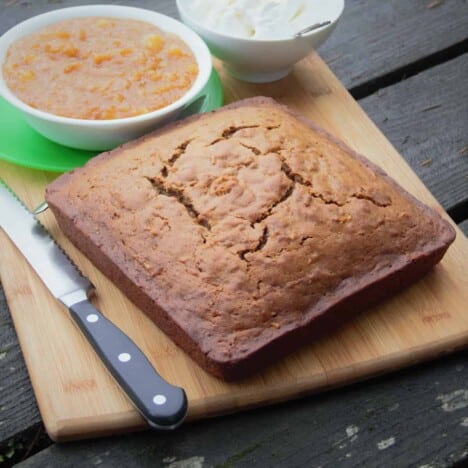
1,54,467,442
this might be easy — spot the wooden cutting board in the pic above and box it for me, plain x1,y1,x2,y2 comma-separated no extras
1,54,467,442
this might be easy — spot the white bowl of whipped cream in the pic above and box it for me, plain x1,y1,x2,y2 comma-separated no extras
176,0,344,83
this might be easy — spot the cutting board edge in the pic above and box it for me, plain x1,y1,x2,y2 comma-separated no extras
45,331,468,442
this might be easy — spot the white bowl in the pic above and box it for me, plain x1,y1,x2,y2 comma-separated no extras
0,5,212,150
176,0,344,83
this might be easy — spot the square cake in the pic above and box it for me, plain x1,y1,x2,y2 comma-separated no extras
46,97,455,380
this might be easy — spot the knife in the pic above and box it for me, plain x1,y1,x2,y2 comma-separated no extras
0,179,187,430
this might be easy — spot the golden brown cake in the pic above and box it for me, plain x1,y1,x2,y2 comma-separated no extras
46,97,456,380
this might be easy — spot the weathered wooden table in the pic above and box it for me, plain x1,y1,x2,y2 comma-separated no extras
1,1,467,466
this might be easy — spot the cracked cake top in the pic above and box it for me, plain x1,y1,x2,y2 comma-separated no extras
46,97,455,378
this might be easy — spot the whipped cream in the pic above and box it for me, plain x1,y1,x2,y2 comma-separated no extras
188,0,318,40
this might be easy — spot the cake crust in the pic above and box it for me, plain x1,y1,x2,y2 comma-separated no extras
46,97,456,380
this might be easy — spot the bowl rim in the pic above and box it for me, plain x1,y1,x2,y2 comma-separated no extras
0,4,212,127
176,0,345,44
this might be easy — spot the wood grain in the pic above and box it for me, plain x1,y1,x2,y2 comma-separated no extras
0,0,178,34
320,0,468,90
1,53,467,442
360,54,468,213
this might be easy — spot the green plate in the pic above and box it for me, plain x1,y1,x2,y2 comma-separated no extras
0,68,223,173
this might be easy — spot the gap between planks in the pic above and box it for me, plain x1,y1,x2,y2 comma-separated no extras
350,39,468,100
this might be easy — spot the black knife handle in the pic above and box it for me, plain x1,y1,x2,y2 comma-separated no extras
68,299,187,430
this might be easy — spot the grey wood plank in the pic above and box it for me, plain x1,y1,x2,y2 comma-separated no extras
320,0,468,91
360,54,468,213
0,0,178,35
16,350,468,468
0,286,51,466
459,219,468,236
0,286,42,446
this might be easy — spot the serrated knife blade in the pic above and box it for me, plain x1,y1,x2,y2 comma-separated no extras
0,182,91,303
0,179,187,430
